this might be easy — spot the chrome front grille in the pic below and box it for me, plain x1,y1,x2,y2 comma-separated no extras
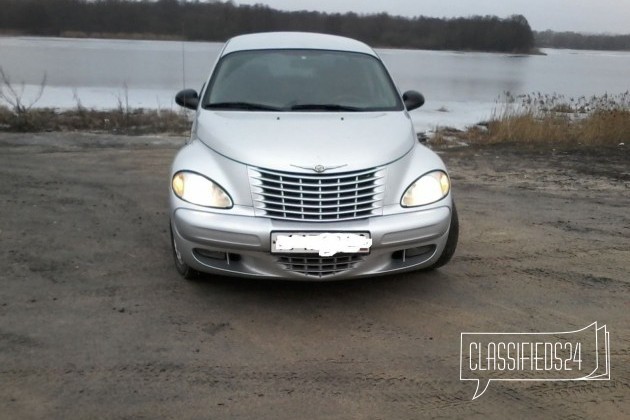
249,167,385,221
277,255,364,278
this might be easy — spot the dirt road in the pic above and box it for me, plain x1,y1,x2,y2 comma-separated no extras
1,133,628,419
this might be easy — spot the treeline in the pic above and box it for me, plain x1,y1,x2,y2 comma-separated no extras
0,0,535,53
535,30,630,51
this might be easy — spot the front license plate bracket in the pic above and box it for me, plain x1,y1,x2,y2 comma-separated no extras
271,232,371,257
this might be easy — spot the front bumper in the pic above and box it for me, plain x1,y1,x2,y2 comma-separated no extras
171,205,452,280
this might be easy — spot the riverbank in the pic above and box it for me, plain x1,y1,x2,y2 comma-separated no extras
0,105,191,136
0,1,537,54
2,96,628,146
431,92,630,147
0,31,543,55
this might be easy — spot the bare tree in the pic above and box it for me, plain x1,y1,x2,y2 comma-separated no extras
0,66,47,114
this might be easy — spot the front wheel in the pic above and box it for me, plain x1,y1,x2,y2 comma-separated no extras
427,202,459,270
170,223,201,280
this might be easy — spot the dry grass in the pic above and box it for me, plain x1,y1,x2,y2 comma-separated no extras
0,105,191,135
0,67,191,135
466,91,630,146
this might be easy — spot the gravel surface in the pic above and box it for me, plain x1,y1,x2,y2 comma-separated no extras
1,133,628,419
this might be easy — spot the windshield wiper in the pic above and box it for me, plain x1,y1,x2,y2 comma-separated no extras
204,102,283,111
204,102,364,112
289,104,363,112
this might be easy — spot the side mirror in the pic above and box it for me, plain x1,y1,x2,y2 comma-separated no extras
402,90,425,111
175,89,199,110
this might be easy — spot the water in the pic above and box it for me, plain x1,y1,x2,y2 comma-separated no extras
1,36,630,132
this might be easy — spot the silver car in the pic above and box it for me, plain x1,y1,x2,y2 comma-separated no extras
170,32,458,280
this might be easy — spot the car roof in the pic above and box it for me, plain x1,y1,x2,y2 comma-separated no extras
222,32,377,57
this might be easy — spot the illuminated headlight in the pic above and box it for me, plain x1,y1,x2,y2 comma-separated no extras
172,171,232,208
401,170,450,207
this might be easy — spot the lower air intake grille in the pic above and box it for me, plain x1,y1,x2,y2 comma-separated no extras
277,255,364,278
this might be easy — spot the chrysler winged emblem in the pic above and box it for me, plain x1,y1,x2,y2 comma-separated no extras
291,164,348,173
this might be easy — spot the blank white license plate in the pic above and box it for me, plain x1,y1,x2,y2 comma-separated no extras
271,232,371,256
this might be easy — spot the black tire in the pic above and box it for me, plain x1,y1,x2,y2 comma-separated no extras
170,223,201,280
427,202,459,270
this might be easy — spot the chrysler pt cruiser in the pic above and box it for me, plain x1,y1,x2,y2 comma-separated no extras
170,32,458,280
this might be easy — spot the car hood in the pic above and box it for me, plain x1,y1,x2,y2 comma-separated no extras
194,111,416,172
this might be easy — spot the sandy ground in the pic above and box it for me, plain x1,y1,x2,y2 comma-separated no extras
0,132,628,419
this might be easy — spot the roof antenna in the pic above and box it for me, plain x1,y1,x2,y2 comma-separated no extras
181,21,186,90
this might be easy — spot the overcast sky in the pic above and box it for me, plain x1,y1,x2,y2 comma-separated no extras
233,0,630,34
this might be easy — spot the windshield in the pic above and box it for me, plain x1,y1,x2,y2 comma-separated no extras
202,49,404,111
